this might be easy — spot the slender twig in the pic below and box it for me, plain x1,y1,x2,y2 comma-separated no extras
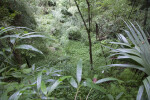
74,0,93,70
74,0,88,32
74,87,80,100
86,0,93,70
86,88,92,100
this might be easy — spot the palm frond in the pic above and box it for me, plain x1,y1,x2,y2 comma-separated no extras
109,22,150,75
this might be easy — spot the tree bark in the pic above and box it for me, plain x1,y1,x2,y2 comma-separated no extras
96,23,99,40
86,0,93,70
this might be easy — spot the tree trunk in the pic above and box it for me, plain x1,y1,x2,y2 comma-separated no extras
96,23,99,40
86,0,93,70
74,0,93,70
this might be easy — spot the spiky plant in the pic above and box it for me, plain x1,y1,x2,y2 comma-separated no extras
108,22,150,99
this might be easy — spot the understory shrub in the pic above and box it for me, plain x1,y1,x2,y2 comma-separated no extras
67,26,81,41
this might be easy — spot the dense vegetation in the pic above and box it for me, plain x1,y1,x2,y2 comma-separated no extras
0,0,150,100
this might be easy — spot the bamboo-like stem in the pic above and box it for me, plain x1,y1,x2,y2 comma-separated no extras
74,87,80,100
86,88,92,100
74,0,93,70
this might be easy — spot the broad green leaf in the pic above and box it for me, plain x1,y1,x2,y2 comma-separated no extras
0,27,31,35
15,45,43,54
11,72,24,78
41,81,47,95
37,71,42,90
136,22,149,45
20,35,45,40
0,51,4,56
86,78,105,92
46,79,56,83
6,83,19,92
0,27,17,35
47,76,71,95
22,32,42,36
0,67,8,73
70,78,78,88
32,64,35,71
131,22,145,45
107,94,114,100
41,97,55,100
0,51,9,61
110,42,131,47
51,74,62,77
9,86,30,100
147,76,150,84
111,48,141,57
129,26,141,46
96,77,122,84
107,64,146,74
0,82,7,85
22,68,32,74
9,90,22,100
10,38,16,44
143,77,150,99
116,55,145,66
117,34,129,44
0,34,20,39
136,85,144,100
20,64,27,69
4,48,11,52
76,59,82,84
124,30,136,45
116,92,124,100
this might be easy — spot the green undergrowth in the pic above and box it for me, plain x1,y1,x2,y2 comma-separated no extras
28,12,142,98
20,4,143,99
0,0,148,99
30,36,142,99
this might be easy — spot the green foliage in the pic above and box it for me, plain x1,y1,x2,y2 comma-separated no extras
67,26,81,40
97,0,132,17
61,8,72,16
107,92,124,100
137,76,150,100
38,0,56,7
0,6,17,26
0,28,45,99
0,0,36,28
0,27,44,65
109,22,150,75
108,21,150,99
119,69,135,81
1,65,69,100
1,0,149,99
94,0,144,38
66,59,121,100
